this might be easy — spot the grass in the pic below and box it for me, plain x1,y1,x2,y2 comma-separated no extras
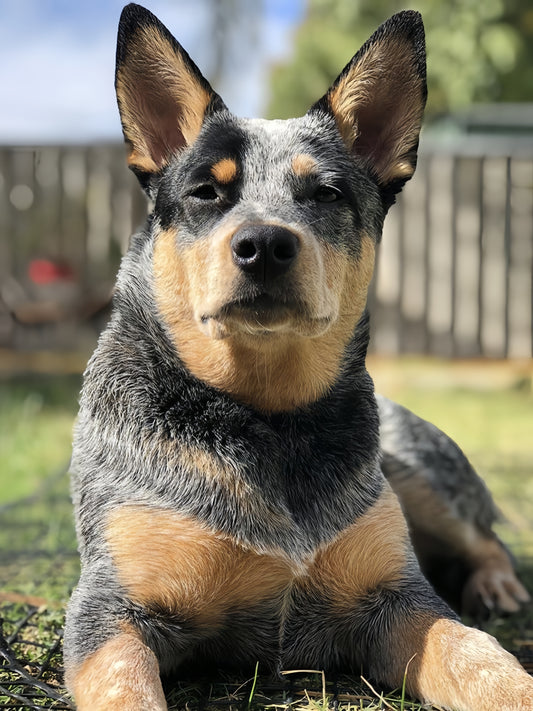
0,373,80,604
161,668,432,710
0,359,531,709
160,672,427,710
0,374,81,504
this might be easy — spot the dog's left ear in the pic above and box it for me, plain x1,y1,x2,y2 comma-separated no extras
311,11,426,200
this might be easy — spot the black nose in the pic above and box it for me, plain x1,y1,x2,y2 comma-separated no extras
230,225,300,283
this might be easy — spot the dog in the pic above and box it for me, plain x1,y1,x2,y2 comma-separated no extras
64,4,532,710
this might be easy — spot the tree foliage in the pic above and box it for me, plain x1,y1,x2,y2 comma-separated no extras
267,0,533,120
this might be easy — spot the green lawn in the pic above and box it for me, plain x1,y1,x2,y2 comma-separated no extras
0,374,81,604
0,374,80,504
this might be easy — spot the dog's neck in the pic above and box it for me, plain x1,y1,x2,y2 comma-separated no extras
146,272,371,411
159,311,371,413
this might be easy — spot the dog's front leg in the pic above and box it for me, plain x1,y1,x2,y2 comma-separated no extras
64,624,167,711
361,603,533,711
353,492,533,710
285,484,533,711
405,617,533,711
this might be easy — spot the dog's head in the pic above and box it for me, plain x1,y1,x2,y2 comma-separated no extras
115,4,426,411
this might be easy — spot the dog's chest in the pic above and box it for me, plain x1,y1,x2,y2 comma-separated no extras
94,373,383,658
106,503,297,606
142,388,382,556
105,482,398,642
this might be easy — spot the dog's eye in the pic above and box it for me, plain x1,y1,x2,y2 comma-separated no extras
313,186,343,203
191,184,219,200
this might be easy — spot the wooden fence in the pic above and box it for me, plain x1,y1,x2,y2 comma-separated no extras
0,140,532,358
371,136,533,358
0,145,146,352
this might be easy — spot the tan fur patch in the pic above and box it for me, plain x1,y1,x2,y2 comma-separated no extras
176,443,241,487
116,24,212,173
126,149,159,175
151,438,249,502
291,154,318,177
106,506,295,627
66,623,167,711
404,617,533,709
153,226,375,412
386,471,452,552
211,158,238,184
390,471,514,567
307,485,409,607
328,37,423,185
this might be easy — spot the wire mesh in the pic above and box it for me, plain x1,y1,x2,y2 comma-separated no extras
0,604,73,710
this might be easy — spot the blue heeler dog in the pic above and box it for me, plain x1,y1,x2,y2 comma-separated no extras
64,5,531,710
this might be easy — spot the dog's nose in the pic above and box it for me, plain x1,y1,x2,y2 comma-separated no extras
230,225,300,283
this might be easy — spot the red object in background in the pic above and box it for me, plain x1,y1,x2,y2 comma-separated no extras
28,259,75,284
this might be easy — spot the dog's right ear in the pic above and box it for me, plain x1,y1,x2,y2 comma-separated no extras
115,3,226,194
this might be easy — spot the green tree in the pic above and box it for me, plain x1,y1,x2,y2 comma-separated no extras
267,0,533,119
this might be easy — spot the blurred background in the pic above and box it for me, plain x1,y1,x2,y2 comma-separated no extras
0,0,532,610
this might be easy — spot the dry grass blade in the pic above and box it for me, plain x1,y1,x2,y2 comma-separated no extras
360,676,397,711
280,669,327,708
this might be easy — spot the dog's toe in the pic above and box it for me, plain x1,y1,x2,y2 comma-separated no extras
462,565,530,617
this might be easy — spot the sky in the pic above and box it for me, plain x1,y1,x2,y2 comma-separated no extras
0,0,304,144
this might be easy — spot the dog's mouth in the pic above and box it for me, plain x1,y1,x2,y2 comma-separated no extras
225,293,298,318
200,294,299,336
199,293,335,340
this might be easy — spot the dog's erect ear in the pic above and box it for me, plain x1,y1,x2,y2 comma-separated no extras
311,11,426,199
115,3,226,190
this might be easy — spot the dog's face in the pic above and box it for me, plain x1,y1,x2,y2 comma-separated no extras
152,113,378,343
115,4,426,411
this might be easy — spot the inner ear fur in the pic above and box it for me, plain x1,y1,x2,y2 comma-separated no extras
115,3,225,179
313,11,427,190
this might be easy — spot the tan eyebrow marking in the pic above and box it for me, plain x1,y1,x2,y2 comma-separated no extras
211,158,238,184
291,153,318,177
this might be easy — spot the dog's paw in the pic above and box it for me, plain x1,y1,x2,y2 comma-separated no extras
462,564,530,617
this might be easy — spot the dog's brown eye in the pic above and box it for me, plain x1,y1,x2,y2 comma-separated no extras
314,186,343,203
191,184,219,200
